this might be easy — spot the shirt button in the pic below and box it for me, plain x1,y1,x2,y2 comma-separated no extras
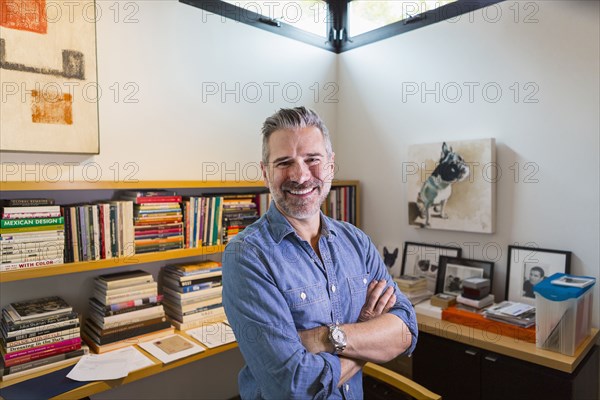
331,285,336,293
300,292,307,300
363,278,367,285
345,384,349,391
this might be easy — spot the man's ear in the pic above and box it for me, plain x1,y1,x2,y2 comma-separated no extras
260,161,270,188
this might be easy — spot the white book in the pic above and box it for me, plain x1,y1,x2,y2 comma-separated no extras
186,322,236,348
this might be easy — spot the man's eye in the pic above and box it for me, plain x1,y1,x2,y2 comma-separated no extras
306,158,320,165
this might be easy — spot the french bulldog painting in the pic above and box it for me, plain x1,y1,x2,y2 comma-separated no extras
416,142,470,227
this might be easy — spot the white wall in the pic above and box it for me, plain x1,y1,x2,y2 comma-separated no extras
336,1,600,328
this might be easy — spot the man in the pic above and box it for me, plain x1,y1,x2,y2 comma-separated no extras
523,266,545,298
222,107,417,399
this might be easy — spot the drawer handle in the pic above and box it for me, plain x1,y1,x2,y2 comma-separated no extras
465,349,478,356
484,355,498,362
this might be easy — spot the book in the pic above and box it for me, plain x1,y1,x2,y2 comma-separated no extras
0,346,86,380
456,294,495,309
0,205,61,215
83,319,172,345
2,311,79,333
0,199,55,207
6,297,72,322
138,333,204,364
164,261,222,276
82,326,175,354
0,217,64,229
187,322,236,348
0,257,64,272
95,270,154,289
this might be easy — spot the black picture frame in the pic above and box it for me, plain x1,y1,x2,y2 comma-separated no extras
506,245,572,306
436,256,494,296
400,242,462,293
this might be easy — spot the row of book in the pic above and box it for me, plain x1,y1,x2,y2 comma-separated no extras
0,296,85,381
1,199,65,272
321,186,357,226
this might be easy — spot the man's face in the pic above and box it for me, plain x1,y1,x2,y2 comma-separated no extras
261,126,335,221
529,269,543,284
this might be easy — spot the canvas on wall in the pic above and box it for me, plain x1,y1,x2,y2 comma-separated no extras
407,138,496,233
0,0,99,153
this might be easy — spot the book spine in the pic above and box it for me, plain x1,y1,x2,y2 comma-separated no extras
0,257,64,272
1,205,60,214
0,199,55,207
2,348,85,376
3,325,79,346
87,320,172,345
3,337,81,361
4,332,80,353
1,212,62,219
0,225,64,234
2,311,79,331
104,295,162,311
3,321,80,341
0,217,64,228
3,343,81,367
88,316,167,336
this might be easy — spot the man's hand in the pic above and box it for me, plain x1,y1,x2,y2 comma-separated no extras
358,280,396,322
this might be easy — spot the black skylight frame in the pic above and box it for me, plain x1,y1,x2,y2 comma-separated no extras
180,0,505,54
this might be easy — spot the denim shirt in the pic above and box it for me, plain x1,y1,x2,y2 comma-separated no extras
222,202,418,400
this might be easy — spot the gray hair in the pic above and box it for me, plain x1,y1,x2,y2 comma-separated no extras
261,107,333,164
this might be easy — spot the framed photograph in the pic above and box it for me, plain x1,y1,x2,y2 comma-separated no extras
506,246,572,306
436,256,494,296
401,242,462,292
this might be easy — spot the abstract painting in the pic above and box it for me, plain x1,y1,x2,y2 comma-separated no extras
407,138,496,233
0,0,99,153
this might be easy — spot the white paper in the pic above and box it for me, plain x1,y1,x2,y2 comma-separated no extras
187,322,236,349
67,346,154,381
138,334,205,364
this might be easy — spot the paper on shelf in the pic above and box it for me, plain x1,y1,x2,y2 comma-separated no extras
187,322,236,348
66,346,153,381
138,333,205,364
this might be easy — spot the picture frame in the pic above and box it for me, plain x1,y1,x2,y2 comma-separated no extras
506,246,572,306
436,256,494,296
401,242,462,292
0,0,100,154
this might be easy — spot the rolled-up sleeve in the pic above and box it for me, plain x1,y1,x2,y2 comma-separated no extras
361,234,419,356
223,241,342,399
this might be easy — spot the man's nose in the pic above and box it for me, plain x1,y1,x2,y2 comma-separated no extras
289,161,311,183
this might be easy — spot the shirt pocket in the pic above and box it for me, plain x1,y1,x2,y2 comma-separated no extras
282,283,330,329
347,274,370,321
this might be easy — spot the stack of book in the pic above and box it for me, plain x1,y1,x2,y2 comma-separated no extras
0,199,65,272
160,261,225,330
82,270,173,353
393,275,432,305
0,296,84,380
221,194,259,244
119,191,184,254
483,301,536,328
61,201,134,262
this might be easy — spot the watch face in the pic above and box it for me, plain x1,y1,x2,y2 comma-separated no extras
333,329,344,342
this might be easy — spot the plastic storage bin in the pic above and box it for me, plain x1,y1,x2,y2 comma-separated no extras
534,273,596,356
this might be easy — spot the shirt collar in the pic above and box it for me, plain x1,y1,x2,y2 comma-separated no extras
265,200,337,244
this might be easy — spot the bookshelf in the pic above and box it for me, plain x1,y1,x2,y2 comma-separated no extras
0,179,360,396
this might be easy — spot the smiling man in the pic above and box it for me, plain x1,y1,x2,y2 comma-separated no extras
222,107,417,399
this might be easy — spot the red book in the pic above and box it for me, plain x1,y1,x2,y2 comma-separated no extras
3,342,82,367
3,337,82,361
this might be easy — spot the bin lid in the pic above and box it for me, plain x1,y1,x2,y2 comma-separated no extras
534,273,596,301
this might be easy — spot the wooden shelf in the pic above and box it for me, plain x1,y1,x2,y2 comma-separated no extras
0,245,225,283
0,179,359,192
0,330,239,399
417,313,600,373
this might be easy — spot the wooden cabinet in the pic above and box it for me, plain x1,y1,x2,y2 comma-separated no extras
413,332,599,400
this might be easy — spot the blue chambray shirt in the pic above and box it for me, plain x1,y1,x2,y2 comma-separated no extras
222,202,418,400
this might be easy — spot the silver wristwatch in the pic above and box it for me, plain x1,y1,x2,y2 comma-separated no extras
328,324,347,354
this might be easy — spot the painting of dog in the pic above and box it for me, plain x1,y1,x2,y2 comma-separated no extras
407,138,496,233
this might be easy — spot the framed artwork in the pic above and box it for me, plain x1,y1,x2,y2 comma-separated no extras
401,242,462,292
436,256,494,296
0,0,99,153
407,138,496,233
378,244,401,278
506,246,572,306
